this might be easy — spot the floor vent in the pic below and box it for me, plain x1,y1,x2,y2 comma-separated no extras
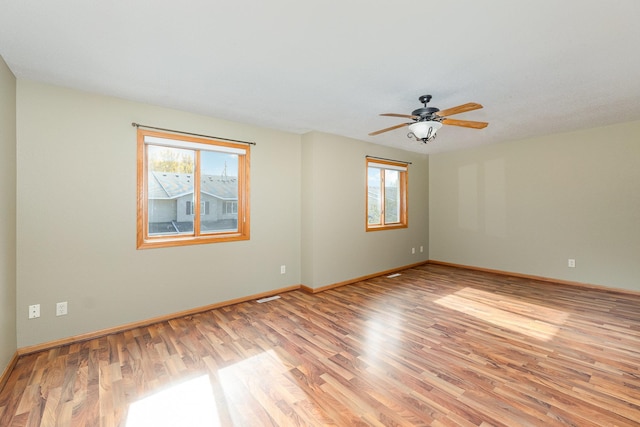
256,295,281,303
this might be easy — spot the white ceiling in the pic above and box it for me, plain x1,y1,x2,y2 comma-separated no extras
1,0,639,154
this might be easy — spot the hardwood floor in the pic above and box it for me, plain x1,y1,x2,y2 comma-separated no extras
1,264,640,426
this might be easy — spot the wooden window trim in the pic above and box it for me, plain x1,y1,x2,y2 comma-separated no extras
136,129,250,249
366,158,408,232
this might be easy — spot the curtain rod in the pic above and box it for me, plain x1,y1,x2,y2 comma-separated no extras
366,155,412,165
131,122,257,146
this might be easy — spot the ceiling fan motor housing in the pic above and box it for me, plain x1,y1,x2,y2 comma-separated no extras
411,107,441,120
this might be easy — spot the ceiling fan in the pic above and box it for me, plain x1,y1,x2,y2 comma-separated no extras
369,95,488,143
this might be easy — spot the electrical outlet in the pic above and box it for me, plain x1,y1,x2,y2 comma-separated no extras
56,301,68,316
280,265,286,274
420,246,424,253
411,248,415,254
29,304,40,319
568,259,576,268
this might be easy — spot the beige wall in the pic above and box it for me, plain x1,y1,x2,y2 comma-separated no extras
429,121,640,291
16,81,303,347
301,132,429,288
11,77,640,351
0,56,17,370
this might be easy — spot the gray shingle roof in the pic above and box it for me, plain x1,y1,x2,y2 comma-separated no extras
149,172,237,200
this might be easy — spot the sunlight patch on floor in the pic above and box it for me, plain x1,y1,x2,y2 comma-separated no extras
219,349,308,424
365,311,402,356
126,374,219,427
435,287,569,341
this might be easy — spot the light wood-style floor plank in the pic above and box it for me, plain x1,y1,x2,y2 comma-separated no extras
1,264,640,426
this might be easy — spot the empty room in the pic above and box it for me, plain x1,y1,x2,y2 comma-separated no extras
1,1,639,426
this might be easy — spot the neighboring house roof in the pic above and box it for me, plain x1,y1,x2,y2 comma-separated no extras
201,175,237,200
149,172,237,200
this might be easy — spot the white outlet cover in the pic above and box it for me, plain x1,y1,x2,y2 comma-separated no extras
56,302,68,316
29,304,40,319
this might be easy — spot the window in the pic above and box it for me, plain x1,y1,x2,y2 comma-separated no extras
366,158,408,231
185,201,210,216
223,201,237,215
137,129,250,249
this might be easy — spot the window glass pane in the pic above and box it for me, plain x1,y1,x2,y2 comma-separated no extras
384,169,400,224
147,145,195,236
200,150,239,234
368,167,382,225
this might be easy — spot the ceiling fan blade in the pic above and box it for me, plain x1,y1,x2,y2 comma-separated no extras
442,118,489,129
369,122,409,136
380,113,418,119
436,102,483,117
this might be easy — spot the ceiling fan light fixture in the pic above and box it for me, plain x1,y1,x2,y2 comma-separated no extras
408,120,442,143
